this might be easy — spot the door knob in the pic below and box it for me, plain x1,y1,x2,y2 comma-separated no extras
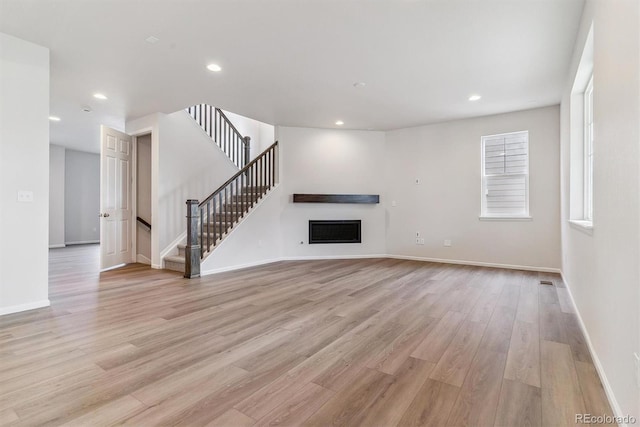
99,213,110,217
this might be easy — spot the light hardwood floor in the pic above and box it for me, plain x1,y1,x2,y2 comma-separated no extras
0,245,614,426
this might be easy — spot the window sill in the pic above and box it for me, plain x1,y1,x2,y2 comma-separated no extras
479,216,532,221
569,220,593,235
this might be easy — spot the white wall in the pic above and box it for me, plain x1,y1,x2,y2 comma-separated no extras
49,144,65,248
201,185,284,274
385,106,561,271
278,127,387,258
560,0,639,418
136,134,152,262
64,149,100,244
222,109,275,159
0,33,50,315
127,111,239,266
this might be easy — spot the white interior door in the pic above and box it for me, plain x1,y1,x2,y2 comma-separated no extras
100,126,133,270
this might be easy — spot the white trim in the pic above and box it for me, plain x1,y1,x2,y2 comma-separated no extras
281,254,389,262
560,272,627,426
0,299,50,316
201,257,283,276
136,254,151,265
151,263,162,270
65,240,100,245
569,219,594,235
201,254,388,276
479,216,533,221
49,244,66,249
386,254,560,273
199,253,559,277
160,231,187,261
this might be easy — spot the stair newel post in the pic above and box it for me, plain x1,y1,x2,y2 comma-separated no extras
243,136,251,168
184,199,201,279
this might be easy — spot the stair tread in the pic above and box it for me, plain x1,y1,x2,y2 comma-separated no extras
164,255,185,263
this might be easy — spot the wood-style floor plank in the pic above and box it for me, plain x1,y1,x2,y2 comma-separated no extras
428,320,487,387
397,378,460,427
540,340,586,426
446,348,507,427
254,382,333,427
574,361,615,421
504,320,541,388
0,245,612,427
494,379,542,427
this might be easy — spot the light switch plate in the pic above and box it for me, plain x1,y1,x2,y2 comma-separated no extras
17,190,34,202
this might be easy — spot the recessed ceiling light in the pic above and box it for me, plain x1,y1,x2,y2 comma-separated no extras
49,116,61,121
468,94,482,101
353,82,366,88
145,36,160,44
93,93,108,100
335,120,344,126
207,63,222,72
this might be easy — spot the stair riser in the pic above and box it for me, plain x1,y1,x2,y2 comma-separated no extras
164,259,185,273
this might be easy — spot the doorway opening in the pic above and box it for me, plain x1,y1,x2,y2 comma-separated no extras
135,133,152,265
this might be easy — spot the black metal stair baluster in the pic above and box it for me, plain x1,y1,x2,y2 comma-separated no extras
212,197,216,245
218,192,223,242
199,207,204,257
206,200,211,252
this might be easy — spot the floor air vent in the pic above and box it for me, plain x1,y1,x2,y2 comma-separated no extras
309,220,361,244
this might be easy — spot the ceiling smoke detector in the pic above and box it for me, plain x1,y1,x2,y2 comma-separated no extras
82,105,92,113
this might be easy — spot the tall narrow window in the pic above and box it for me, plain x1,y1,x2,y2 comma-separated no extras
584,75,594,222
481,131,529,218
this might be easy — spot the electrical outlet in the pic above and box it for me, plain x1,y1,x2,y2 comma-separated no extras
416,232,421,237
419,238,425,245
634,352,640,388
415,238,421,245
415,178,420,185
444,239,452,247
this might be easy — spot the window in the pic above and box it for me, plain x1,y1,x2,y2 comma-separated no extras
569,23,593,232
481,131,529,218
583,75,594,222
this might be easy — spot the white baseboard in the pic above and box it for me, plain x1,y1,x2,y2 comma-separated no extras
281,254,388,262
151,263,163,270
136,254,151,265
0,299,50,316
49,244,66,249
199,253,557,277
65,240,100,245
387,254,561,273
201,257,283,276
560,272,626,425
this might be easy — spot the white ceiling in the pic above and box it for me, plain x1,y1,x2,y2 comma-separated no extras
0,0,584,153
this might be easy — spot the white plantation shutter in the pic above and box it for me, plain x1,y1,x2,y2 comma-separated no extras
482,131,529,217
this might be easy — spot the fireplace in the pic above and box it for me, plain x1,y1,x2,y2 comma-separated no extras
309,220,361,244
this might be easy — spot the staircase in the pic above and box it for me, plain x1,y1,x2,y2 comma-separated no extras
163,104,278,276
